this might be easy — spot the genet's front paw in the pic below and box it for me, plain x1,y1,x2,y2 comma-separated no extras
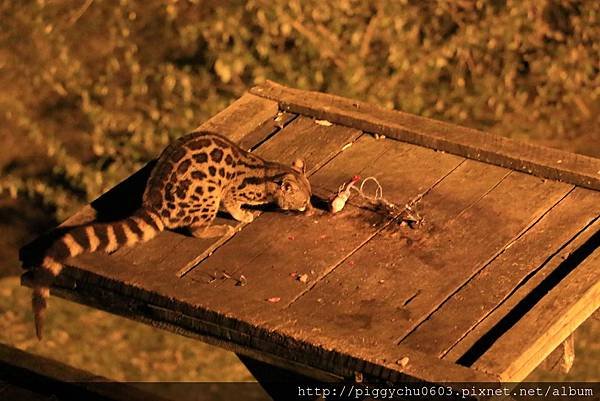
239,210,259,223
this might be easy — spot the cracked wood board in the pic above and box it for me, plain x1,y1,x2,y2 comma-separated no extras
401,187,599,359
273,162,571,371
251,80,600,191
473,243,600,382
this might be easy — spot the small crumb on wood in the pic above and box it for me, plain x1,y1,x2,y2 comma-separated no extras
396,357,410,368
236,275,247,287
315,119,333,126
298,273,309,283
267,297,281,303
341,142,353,151
274,112,287,128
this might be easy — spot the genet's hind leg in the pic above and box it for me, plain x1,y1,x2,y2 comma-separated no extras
188,201,235,238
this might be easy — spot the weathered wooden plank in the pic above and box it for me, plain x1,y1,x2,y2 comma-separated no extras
276,167,572,359
444,217,600,366
181,124,381,314
184,204,384,315
400,187,599,357
473,243,600,382
250,81,600,191
254,116,359,174
21,270,498,384
184,136,464,320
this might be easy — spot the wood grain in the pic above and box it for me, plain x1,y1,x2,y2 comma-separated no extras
250,81,600,191
27,273,497,384
473,244,600,381
443,217,600,371
400,187,599,358
278,168,571,353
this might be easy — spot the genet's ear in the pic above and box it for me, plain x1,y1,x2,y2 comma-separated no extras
292,158,306,174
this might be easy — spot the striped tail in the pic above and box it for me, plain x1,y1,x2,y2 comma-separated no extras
32,208,164,340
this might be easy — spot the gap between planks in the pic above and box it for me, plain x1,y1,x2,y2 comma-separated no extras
456,217,600,369
397,185,576,350
401,184,589,357
250,80,600,191
42,276,497,384
472,237,600,381
442,193,594,361
281,157,470,310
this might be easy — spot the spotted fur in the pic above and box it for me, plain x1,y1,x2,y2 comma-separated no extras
32,131,312,339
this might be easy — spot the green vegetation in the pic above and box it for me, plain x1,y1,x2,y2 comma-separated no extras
1,0,598,221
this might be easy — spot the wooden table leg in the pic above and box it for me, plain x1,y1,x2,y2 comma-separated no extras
236,354,323,401
540,332,576,374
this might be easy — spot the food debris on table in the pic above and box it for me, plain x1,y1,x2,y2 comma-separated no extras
315,119,333,126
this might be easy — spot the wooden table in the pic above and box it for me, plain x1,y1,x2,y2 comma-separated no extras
21,82,600,394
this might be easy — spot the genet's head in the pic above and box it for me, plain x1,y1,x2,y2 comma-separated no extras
274,158,312,212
